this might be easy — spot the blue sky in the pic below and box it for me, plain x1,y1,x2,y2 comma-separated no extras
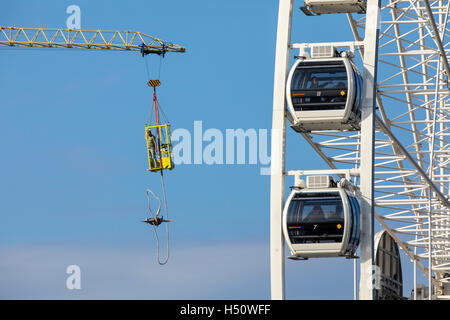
0,0,422,299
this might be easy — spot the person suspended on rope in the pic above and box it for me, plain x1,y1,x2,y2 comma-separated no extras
146,129,159,169
142,216,172,226
142,188,172,265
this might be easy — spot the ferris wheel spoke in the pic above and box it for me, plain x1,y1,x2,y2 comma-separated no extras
338,0,450,296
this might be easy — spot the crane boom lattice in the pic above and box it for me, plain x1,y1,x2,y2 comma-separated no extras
0,26,185,54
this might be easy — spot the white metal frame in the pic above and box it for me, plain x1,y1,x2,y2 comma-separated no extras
271,0,450,300
349,0,450,299
270,0,293,300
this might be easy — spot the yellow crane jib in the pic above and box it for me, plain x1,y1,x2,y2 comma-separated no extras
0,26,186,54
145,123,174,172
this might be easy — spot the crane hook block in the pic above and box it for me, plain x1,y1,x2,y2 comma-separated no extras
145,124,174,172
148,79,161,88
140,43,167,57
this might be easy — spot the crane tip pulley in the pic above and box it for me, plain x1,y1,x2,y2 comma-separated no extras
140,43,167,57
140,42,185,57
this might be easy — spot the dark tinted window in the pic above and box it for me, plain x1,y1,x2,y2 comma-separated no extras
290,64,348,111
286,195,344,244
291,67,347,91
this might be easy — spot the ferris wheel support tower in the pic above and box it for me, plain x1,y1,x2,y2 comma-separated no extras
270,0,381,300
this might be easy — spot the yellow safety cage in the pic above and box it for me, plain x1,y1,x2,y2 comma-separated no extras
145,123,174,172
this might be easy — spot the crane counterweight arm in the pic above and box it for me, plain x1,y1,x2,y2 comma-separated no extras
0,26,185,54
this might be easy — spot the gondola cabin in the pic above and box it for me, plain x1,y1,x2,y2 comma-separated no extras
282,175,360,259
145,123,174,172
286,50,363,132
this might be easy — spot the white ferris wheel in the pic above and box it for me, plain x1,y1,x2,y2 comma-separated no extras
270,0,450,300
